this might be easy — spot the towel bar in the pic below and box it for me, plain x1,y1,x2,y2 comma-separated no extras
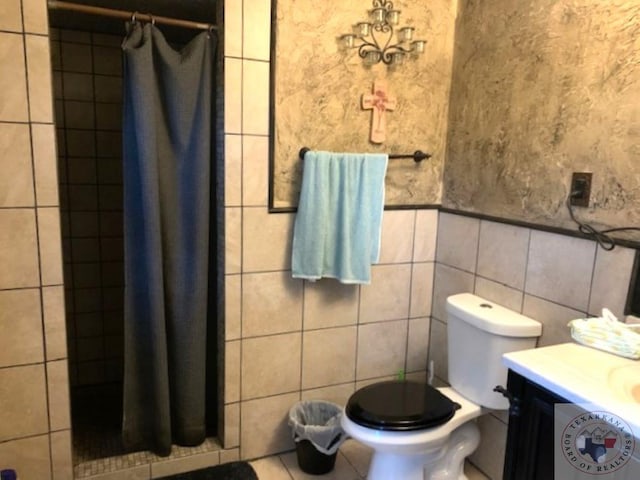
298,147,431,163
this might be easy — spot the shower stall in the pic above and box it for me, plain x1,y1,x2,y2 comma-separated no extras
48,0,224,474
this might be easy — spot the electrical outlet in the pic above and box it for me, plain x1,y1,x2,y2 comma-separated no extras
570,172,592,207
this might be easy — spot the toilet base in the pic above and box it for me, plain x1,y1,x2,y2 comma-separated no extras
367,450,440,480
365,422,480,480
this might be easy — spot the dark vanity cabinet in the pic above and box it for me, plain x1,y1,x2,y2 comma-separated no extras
503,370,569,480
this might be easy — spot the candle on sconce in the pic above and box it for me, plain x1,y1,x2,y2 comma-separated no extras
370,8,386,24
342,34,356,48
412,40,426,53
386,10,401,25
392,51,405,65
365,50,382,65
357,22,371,36
400,26,415,41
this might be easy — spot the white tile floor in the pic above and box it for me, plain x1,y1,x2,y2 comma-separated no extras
249,439,490,479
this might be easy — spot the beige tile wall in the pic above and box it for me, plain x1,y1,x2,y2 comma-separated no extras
224,0,440,461
430,211,636,479
0,0,72,477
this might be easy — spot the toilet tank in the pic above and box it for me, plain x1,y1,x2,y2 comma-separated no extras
446,293,542,410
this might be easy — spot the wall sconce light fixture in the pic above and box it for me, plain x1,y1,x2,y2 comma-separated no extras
341,0,425,66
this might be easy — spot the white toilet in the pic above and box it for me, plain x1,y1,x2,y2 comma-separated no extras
341,293,542,480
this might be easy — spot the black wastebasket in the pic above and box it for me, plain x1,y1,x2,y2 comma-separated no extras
288,401,347,475
295,438,338,475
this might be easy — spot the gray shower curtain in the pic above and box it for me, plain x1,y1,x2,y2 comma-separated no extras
121,23,216,456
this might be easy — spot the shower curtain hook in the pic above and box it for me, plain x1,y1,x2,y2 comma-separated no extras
149,13,156,26
130,11,138,24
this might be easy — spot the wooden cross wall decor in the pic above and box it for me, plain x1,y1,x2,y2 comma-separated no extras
361,80,397,144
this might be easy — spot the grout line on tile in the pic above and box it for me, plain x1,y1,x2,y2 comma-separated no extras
86,31,108,394
21,9,57,474
299,281,306,401
585,243,599,315
276,453,296,480
237,18,245,457
521,227,532,313
524,292,588,317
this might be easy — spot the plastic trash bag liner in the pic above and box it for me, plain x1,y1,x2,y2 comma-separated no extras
288,401,348,455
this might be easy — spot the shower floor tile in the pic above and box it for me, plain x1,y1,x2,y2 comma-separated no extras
72,384,125,465
74,437,223,478
71,384,224,478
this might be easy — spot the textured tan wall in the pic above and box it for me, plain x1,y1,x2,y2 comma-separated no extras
444,1,640,239
272,0,457,208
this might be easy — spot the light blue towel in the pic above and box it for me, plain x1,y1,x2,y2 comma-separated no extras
292,150,388,284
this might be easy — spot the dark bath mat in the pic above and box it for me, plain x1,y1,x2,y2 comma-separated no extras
158,461,258,480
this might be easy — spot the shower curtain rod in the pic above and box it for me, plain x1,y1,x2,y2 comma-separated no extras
47,0,217,31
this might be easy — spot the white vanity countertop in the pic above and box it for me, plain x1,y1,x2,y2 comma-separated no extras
503,342,640,437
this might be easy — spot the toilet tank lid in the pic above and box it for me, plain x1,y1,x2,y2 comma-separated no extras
446,293,542,337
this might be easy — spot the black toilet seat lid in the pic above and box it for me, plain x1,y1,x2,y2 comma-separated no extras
346,380,459,431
